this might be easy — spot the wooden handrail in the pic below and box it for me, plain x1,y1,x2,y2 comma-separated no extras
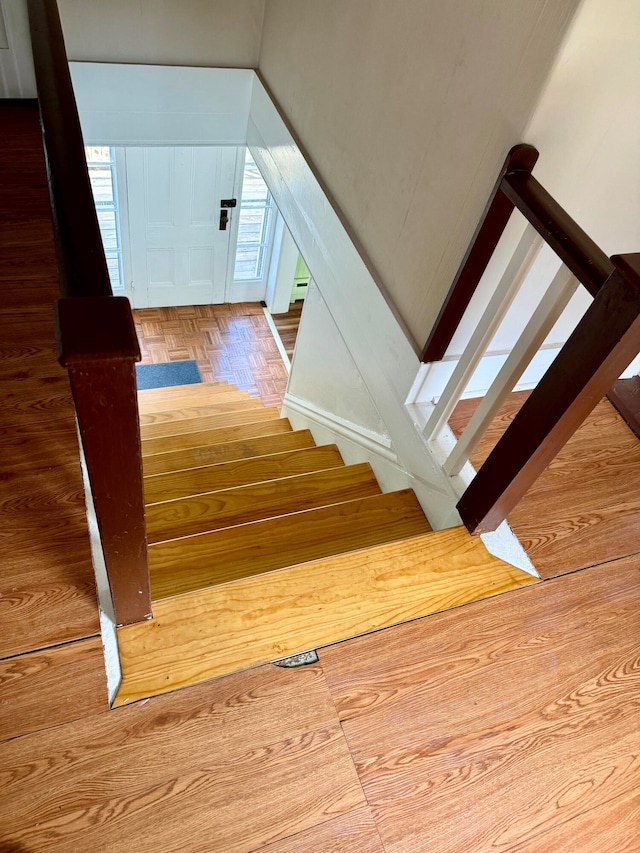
421,141,639,535
457,254,640,533
28,0,151,625
421,144,538,363
501,173,614,297
27,0,111,299
421,143,615,363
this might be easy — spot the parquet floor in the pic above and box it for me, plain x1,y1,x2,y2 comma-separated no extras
133,303,289,409
449,392,640,579
272,299,304,360
2,102,639,852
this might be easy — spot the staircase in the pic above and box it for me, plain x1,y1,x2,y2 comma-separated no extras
114,379,535,706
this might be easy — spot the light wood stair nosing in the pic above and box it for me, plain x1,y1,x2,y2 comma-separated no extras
143,443,346,505
140,416,293,456
139,398,266,426
141,429,317,477
148,488,432,599
140,406,281,441
145,462,382,544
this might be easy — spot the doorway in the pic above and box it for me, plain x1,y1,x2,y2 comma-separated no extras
124,146,241,308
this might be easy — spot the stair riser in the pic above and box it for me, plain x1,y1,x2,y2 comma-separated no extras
139,399,264,426
138,388,252,415
149,490,431,599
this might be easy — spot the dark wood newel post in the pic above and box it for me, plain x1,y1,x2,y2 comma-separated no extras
55,296,152,626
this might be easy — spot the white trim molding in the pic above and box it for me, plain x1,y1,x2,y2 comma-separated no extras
283,392,398,464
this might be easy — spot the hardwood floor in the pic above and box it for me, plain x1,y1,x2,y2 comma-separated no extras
272,299,304,360
2,103,638,851
133,303,289,408
449,392,640,578
0,664,369,853
0,104,100,661
320,556,640,853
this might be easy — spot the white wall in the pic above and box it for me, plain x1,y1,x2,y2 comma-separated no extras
249,77,464,530
58,0,264,68
287,281,390,440
526,0,640,254
70,64,253,146
439,0,640,378
265,219,299,314
258,0,581,350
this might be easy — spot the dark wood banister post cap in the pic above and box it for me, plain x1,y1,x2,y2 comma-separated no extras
54,296,141,366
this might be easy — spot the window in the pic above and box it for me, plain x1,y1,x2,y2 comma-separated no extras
233,152,275,281
85,146,124,290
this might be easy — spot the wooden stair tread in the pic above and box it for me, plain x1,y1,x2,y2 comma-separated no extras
146,463,382,543
142,429,316,476
137,380,240,406
144,444,345,504
140,406,281,440
149,489,432,599
139,398,265,426
115,526,536,705
141,415,292,456
138,387,253,415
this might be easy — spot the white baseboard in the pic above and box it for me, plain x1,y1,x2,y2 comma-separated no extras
262,306,291,373
283,393,398,464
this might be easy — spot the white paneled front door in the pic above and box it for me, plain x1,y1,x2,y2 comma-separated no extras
125,147,240,308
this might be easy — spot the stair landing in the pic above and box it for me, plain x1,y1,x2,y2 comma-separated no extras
115,526,534,705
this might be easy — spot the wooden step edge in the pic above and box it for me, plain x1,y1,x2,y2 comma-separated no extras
140,417,294,456
141,429,317,477
138,389,254,415
137,380,239,398
145,462,382,544
143,444,346,506
113,527,538,706
140,407,282,440
139,398,265,426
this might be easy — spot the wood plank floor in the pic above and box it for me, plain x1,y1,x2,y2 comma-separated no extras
0,104,101,662
133,303,289,408
319,555,640,853
449,393,640,578
3,103,639,851
0,664,370,853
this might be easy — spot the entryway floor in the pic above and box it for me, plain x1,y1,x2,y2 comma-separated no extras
133,303,289,409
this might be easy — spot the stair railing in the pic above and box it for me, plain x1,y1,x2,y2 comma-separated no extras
27,0,151,626
421,143,640,534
